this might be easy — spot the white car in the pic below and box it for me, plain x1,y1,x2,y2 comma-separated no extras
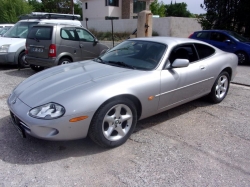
0,12,82,68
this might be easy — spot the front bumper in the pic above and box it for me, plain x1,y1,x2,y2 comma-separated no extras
0,52,16,64
25,55,58,67
7,93,93,141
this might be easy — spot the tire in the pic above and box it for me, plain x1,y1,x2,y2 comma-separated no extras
58,58,72,65
18,51,30,68
30,64,44,72
208,71,230,103
88,98,137,148
236,51,248,65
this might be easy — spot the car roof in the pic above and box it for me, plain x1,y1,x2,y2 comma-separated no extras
129,36,211,46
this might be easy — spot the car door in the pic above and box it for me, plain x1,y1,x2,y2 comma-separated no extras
26,26,53,59
75,28,100,60
158,43,214,110
59,27,82,62
208,32,236,52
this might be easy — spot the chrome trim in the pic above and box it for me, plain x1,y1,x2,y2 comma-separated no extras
20,121,30,130
155,77,214,97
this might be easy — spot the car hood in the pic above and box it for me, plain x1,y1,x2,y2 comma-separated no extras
13,60,134,107
0,37,24,44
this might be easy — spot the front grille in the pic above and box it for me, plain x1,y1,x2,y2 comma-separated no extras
10,111,31,132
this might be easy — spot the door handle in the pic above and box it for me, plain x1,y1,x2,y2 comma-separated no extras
79,44,84,48
200,66,205,70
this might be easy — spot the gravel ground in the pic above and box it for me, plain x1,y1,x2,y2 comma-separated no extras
0,65,249,187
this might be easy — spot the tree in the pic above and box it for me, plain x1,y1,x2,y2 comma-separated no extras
165,1,193,17
41,0,82,18
200,0,250,36
0,0,33,23
28,0,44,12
150,0,165,17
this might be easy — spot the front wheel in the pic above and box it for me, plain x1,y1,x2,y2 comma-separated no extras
236,51,248,65
18,52,30,68
208,71,230,103
88,98,137,148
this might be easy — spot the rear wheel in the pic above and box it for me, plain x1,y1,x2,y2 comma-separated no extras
30,64,44,72
208,71,230,103
18,51,29,68
236,51,248,65
89,98,137,148
59,58,72,65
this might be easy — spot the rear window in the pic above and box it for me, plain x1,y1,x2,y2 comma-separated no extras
27,26,52,40
194,43,215,59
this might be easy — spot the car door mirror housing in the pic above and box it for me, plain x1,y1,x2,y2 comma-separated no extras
94,38,98,43
172,59,189,68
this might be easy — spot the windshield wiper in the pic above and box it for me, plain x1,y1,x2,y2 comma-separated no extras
34,37,39,42
95,57,107,64
108,61,136,69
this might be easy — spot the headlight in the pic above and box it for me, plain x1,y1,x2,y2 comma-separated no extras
29,103,65,119
0,44,10,53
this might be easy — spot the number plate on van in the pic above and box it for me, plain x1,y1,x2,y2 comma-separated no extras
32,47,43,52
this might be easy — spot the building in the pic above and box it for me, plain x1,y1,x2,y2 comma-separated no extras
80,0,153,20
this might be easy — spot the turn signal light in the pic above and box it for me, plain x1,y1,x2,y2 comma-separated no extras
69,116,88,122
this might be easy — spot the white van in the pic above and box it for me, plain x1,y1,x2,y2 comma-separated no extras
0,12,82,68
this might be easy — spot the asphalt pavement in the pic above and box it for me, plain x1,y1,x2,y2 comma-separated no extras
0,64,249,186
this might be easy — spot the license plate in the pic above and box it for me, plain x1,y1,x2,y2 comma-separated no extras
10,112,26,138
32,47,43,52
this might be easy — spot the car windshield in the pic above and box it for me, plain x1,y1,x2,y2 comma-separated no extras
3,22,38,38
227,31,249,42
96,40,167,70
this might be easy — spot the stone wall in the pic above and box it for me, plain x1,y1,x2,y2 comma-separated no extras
82,17,202,38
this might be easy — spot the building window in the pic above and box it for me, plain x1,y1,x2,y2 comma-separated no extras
105,0,119,7
85,2,88,9
133,0,146,13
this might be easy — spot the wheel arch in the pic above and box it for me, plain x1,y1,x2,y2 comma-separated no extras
14,48,25,65
92,94,142,121
58,55,73,65
221,67,232,81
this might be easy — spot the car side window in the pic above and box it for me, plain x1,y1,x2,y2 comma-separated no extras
61,27,77,41
168,44,198,64
194,43,215,59
196,32,209,39
76,28,95,42
210,32,229,42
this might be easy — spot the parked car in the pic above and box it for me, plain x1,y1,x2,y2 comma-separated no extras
25,24,109,72
0,12,82,68
7,37,237,147
0,24,14,36
189,30,250,65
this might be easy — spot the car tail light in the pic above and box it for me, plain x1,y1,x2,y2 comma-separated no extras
25,42,28,54
48,44,56,57
188,33,193,38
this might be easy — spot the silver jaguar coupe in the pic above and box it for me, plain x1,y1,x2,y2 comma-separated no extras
7,37,238,147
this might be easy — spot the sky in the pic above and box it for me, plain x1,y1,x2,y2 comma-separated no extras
161,0,206,14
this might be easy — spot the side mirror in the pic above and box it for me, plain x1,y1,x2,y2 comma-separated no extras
172,59,189,68
94,38,99,43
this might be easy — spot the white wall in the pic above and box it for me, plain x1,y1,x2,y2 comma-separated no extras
82,17,202,38
82,0,122,20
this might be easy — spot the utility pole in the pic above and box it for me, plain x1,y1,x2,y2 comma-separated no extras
71,0,74,14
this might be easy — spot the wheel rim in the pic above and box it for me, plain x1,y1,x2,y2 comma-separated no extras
61,60,70,65
102,104,133,141
215,75,228,99
237,52,246,64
